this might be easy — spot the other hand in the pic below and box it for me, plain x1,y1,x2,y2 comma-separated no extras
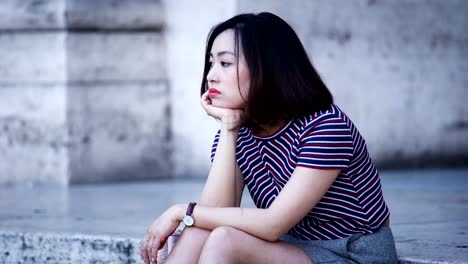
140,206,181,264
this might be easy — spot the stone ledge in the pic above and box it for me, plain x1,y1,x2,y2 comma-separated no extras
398,257,466,264
0,230,464,264
0,230,141,264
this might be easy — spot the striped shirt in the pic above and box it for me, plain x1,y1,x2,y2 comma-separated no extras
210,104,390,240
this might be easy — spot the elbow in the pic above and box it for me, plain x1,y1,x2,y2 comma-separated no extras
261,209,287,242
263,229,283,242
270,229,285,242
263,221,285,242
264,233,280,242
260,229,278,242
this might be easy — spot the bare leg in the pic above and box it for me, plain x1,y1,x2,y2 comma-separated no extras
165,227,210,264
198,226,312,264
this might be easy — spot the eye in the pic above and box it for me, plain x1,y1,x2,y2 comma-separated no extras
221,61,232,67
208,61,214,68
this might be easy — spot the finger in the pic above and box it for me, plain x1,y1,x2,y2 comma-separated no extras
201,97,211,108
151,235,163,264
146,237,154,264
201,101,222,119
140,238,149,264
201,93,212,107
201,91,210,101
158,237,167,250
201,95,220,111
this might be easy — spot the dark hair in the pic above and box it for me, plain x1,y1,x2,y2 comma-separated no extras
200,12,333,129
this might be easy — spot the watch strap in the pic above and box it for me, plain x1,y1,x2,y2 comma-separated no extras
186,202,197,216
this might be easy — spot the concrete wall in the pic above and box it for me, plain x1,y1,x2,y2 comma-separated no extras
0,0,170,185
236,0,468,169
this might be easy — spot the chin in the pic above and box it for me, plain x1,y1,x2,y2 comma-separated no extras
211,98,245,109
211,100,230,108
218,103,243,109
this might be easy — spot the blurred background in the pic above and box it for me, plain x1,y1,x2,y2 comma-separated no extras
0,0,467,186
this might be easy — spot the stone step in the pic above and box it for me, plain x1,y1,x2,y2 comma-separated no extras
0,230,141,264
1,230,463,264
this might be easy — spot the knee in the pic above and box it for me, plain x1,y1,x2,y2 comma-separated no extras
211,226,237,238
205,226,236,250
199,226,237,262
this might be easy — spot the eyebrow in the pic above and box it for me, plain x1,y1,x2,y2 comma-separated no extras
209,51,236,57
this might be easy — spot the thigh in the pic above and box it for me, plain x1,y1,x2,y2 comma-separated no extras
202,226,313,264
166,227,210,264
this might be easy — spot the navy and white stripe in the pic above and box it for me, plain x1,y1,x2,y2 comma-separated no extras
210,104,390,240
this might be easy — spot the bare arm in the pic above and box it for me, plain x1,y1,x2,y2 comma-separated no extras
174,167,340,242
199,126,245,207
199,91,245,207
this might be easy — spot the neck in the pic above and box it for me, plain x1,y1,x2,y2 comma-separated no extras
253,120,287,136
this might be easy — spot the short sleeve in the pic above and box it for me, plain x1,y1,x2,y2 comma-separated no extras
210,130,221,164
297,117,354,169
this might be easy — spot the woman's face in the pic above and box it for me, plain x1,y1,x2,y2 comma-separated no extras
206,29,250,109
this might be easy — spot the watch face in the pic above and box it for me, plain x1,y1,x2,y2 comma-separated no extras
183,215,194,226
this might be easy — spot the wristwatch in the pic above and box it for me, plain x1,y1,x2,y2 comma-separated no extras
182,202,197,226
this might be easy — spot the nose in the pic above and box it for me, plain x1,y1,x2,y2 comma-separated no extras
206,65,218,84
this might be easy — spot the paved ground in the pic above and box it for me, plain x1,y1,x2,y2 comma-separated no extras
0,168,467,263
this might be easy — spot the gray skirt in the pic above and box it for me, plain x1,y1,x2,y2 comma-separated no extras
279,224,398,264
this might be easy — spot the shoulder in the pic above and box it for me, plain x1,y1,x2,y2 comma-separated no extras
308,104,346,124
298,105,349,136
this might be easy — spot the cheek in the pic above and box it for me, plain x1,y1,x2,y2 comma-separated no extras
238,69,250,97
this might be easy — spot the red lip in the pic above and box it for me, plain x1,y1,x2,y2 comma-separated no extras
208,88,222,97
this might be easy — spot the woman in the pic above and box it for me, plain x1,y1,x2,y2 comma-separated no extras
140,12,398,264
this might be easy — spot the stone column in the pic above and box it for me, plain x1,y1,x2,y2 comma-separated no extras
66,0,170,184
0,0,170,185
0,0,68,185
